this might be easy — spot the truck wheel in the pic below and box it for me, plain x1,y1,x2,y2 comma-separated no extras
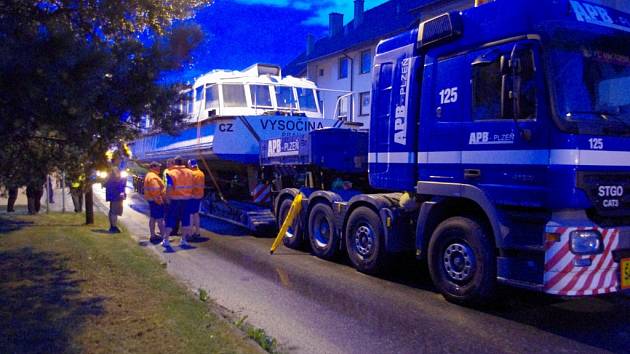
427,217,496,305
278,198,303,249
345,207,387,274
308,203,339,259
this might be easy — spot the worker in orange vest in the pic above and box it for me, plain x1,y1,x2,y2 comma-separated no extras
144,161,165,243
163,156,194,250
188,159,205,239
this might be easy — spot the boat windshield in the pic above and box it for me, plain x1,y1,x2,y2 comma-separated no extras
205,85,219,109
275,86,296,109
297,87,318,112
222,84,247,108
250,84,272,107
547,34,630,136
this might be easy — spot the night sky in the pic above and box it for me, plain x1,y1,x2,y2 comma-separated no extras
164,0,389,83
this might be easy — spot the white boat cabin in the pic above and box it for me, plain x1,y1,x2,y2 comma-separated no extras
178,64,323,123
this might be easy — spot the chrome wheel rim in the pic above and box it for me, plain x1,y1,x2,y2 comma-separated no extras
442,242,475,283
354,224,375,257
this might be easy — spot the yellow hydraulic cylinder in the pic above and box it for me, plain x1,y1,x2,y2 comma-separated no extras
270,193,303,254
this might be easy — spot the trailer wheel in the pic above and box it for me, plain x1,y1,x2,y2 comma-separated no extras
345,207,387,274
428,217,496,305
278,198,303,249
308,203,339,260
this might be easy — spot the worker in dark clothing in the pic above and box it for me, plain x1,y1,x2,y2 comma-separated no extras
26,177,45,214
105,167,126,233
47,175,55,204
7,186,18,212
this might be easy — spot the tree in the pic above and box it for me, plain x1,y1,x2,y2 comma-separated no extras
0,0,209,222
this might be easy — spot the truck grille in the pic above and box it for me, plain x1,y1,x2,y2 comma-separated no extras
577,172,630,226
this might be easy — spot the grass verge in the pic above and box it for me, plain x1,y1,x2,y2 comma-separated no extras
0,212,262,354
234,316,278,353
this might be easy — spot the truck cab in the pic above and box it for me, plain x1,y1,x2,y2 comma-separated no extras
270,0,630,304
371,0,630,300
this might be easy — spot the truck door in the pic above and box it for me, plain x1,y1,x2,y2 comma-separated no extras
418,52,469,183
462,40,550,208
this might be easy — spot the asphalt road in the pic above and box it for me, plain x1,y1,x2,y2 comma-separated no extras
98,188,630,354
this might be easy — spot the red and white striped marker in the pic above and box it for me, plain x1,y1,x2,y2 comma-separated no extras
544,226,620,296
252,183,271,204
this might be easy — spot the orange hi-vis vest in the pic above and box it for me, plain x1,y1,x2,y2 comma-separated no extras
144,171,165,204
191,167,205,199
166,165,193,200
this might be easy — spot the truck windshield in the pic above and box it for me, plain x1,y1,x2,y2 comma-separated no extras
547,37,630,136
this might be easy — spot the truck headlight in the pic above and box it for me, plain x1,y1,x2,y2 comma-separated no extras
570,230,603,255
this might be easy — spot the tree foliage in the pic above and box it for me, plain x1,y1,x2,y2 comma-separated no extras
0,0,209,188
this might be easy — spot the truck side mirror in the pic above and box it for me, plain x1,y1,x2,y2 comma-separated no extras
500,55,510,75
500,74,514,119
510,44,536,120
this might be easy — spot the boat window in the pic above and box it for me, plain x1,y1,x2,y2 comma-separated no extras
250,85,272,107
276,86,296,109
296,87,318,112
186,91,193,113
222,84,247,107
205,85,219,109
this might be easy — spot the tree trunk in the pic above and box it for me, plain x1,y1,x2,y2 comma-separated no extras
85,183,94,224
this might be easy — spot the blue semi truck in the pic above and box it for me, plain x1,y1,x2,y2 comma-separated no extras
262,0,630,304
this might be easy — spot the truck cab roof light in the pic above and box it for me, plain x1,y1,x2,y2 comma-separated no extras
417,12,463,48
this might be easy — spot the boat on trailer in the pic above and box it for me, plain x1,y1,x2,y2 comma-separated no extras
130,64,347,232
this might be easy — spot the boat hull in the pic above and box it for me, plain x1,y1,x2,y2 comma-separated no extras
130,115,345,164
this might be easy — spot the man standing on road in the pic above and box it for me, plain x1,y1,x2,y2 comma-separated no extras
69,174,85,212
26,175,45,214
188,159,205,239
105,167,126,233
144,162,166,243
6,184,18,212
163,158,180,236
163,156,193,250
47,175,55,204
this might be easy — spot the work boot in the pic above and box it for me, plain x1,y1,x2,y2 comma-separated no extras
180,238,194,250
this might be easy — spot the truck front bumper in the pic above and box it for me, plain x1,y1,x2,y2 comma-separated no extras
543,224,630,296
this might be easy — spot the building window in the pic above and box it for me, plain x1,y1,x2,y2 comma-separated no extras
359,92,370,116
338,57,349,79
319,68,324,77
360,50,372,74
337,95,349,119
